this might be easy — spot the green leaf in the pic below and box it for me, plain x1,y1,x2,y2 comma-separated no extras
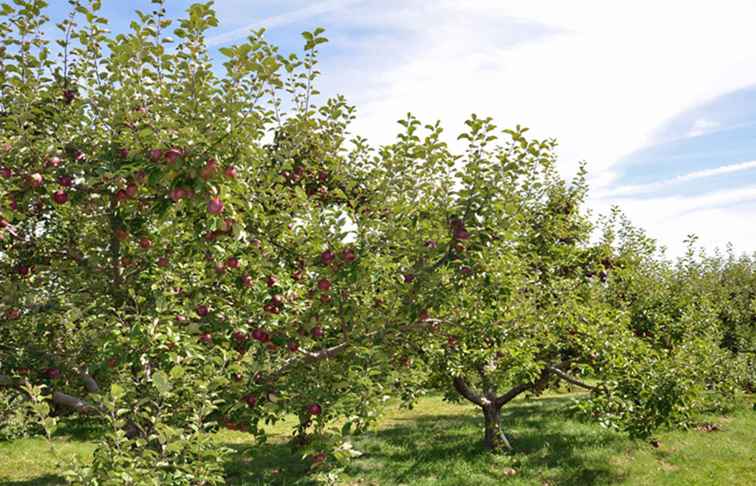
153,370,172,395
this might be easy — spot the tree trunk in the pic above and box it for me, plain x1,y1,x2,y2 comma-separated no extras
482,404,511,451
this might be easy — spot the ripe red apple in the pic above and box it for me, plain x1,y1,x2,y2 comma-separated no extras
175,314,187,323
320,250,335,265
199,332,213,345
57,175,73,187
46,156,62,168
319,294,332,304
287,341,299,352
4,308,21,320
224,165,237,178
119,148,129,159
115,228,129,241
318,171,329,183
292,270,304,281
157,256,169,268
214,261,226,274
62,89,76,104
403,273,415,283
44,367,61,380
241,274,253,288
307,403,322,416
244,394,258,407
311,326,324,339
139,238,153,250
196,305,210,318
169,187,186,202
207,197,224,214
149,148,163,161
201,159,219,180
125,183,138,198
266,275,278,288
164,148,183,164
0,166,12,178
270,294,284,306
263,302,280,314
317,278,331,291
74,150,85,161
17,265,30,277
116,189,129,203
251,328,270,342
232,330,248,343
225,256,240,269
341,247,357,263
28,173,43,188
52,190,68,204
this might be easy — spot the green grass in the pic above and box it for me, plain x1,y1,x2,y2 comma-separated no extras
1,394,754,485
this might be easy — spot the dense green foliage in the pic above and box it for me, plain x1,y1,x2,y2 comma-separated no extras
0,1,753,484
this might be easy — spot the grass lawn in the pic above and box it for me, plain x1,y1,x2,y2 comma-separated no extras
1,393,753,485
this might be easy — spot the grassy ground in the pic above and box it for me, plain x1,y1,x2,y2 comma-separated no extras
1,393,753,485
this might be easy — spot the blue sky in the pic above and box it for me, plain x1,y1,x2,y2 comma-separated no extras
45,0,756,256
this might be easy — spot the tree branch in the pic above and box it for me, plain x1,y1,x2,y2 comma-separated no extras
52,391,100,414
548,366,596,390
452,376,485,406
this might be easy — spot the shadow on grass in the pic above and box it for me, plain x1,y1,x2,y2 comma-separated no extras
223,396,627,486
0,475,67,486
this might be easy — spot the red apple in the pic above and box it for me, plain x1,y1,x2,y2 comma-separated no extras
175,314,187,323
196,305,210,318
266,275,278,288
403,273,415,283
28,173,43,188
57,175,73,187
17,265,30,277
125,183,138,198
307,403,322,416
319,294,332,304
287,341,299,352
149,148,163,161
157,256,169,268
341,247,357,263
251,328,270,342
244,394,258,407
201,159,220,179
225,256,240,269
52,190,68,204
214,261,226,274
232,330,248,343
311,326,324,339
164,148,183,164
317,278,332,291
207,197,224,214
44,367,61,380
0,166,12,178
263,302,280,314
119,148,129,159
241,274,253,288
199,332,213,345
116,189,129,203
4,308,21,320
139,238,152,250
292,270,304,281
46,156,62,168
270,294,284,306
224,165,237,178
115,228,129,241
320,250,335,265
106,357,118,368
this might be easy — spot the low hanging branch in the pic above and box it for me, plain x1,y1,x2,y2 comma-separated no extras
547,366,597,391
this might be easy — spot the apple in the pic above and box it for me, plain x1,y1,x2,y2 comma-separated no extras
311,326,324,339
199,332,213,345
52,190,68,204
425,239,438,249
341,248,357,263
214,261,226,274
57,175,73,187
320,250,335,265
226,256,240,269
460,265,473,276
232,373,243,382
157,256,169,268
17,265,31,277
232,330,247,343
62,89,76,104
287,341,299,353
207,196,224,214
4,308,21,320
263,302,280,314
149,149,163,161
244,394,258,407
196,305,210,318
44,367,61,380
115,228,129,241
270,294,284,306
164,148,183,164
106,357,118,368
116,189,129,203
119,148,129,159
125,183,138,198
251,328,270,342
266,275,278,288
29,173,43,188
201,159,219,180
454,228,470,240
0,166,12,178
292,270,304,281
175,314,187,323
318,171,329,183
46,156,62,168
221,218,235,233
403,273,415,283
204,231,217,242
317,278,331,291
169,187,186,202
319,294,332,304
418,309,429,321
224,165,237,178
307,403,322,416
74,150,85,162
120,256,133,267
139,238,152,250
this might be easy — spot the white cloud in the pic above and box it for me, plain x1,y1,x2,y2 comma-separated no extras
598,159,756,197
686,118,721,138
